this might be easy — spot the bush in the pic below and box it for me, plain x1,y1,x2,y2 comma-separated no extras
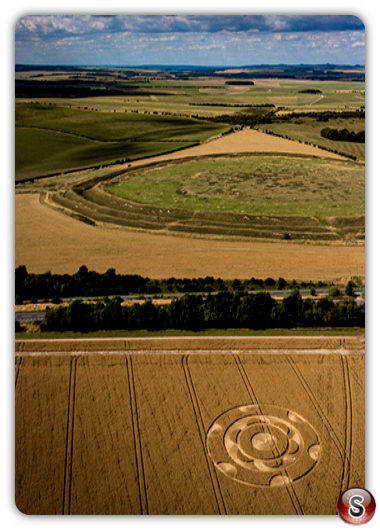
328,286,341,297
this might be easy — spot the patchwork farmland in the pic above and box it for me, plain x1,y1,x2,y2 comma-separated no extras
15,337,364,515
15,63,366,517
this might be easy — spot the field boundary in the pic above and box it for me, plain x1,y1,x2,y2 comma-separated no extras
15,336,364,355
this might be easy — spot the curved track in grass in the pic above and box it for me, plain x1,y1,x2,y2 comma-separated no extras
47,152,364,243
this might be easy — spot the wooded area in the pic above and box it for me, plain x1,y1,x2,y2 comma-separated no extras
39,291,364,332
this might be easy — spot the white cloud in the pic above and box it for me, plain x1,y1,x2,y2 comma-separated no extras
14,17,365,66
352,41,365,47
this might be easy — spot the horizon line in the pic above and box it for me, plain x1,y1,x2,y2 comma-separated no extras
15,62,365,69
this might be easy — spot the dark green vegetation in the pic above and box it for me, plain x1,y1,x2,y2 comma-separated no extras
15,102,228,180
299,89,322,94
39,290,364,332
320,127,365,143
16,265,335,302
16,264,364,335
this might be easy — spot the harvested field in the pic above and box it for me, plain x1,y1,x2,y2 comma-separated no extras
15,337,365,515
15,193,364,281
128,129,346,164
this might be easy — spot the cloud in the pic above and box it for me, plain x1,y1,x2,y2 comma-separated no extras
15,16,365,66
16,15,365,40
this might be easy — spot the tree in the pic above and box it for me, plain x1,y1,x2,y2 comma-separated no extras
328,286,341,297
204,292,238,328
101,298,122,329
237,292,274,329
345,280,356,297
276,277,287,290
67,300,93,332
279,290,304,328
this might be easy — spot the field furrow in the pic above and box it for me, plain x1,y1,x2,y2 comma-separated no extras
182,354,227,514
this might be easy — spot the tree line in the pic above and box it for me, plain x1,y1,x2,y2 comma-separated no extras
15,265,331,303
320,127,365,143
39,290,364,333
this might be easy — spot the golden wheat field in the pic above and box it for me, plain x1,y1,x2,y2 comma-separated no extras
15,193,364,281
15,337,364,515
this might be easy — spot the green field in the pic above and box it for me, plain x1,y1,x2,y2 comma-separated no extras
258,117,365,161
108,155,365,217
15,102,228,180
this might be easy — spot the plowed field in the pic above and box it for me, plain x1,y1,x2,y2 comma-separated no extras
15,337,364,515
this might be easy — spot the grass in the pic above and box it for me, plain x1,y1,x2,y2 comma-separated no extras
15,78,364,180
15,327,365,340
258,117,365,161
15,127,194,181
107,155,365,217
15,102,228,180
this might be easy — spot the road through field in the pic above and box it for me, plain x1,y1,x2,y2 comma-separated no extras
15,337,364,515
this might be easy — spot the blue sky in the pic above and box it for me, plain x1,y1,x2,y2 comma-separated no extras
15,15,365,66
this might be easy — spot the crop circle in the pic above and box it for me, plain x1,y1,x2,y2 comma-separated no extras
206,404,320,487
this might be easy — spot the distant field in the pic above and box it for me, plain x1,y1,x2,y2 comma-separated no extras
15,77,364,180
15,76,365,278
258,117,365,162
16,127,193,180
32,79,364,115
15,336,365,515
15,102,228,180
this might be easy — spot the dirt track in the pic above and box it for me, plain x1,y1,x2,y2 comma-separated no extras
15,335,364,354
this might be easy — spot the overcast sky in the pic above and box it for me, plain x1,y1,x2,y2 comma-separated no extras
15,15,365,66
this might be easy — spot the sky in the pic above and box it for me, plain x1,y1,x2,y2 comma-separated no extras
15,15,365,67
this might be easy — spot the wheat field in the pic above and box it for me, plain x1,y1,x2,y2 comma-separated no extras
15,193,364,281
15,337,364,515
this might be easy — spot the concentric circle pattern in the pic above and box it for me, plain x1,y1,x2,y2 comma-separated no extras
206,404,321,487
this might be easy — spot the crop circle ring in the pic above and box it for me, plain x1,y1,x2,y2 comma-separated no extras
206,404,321,487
